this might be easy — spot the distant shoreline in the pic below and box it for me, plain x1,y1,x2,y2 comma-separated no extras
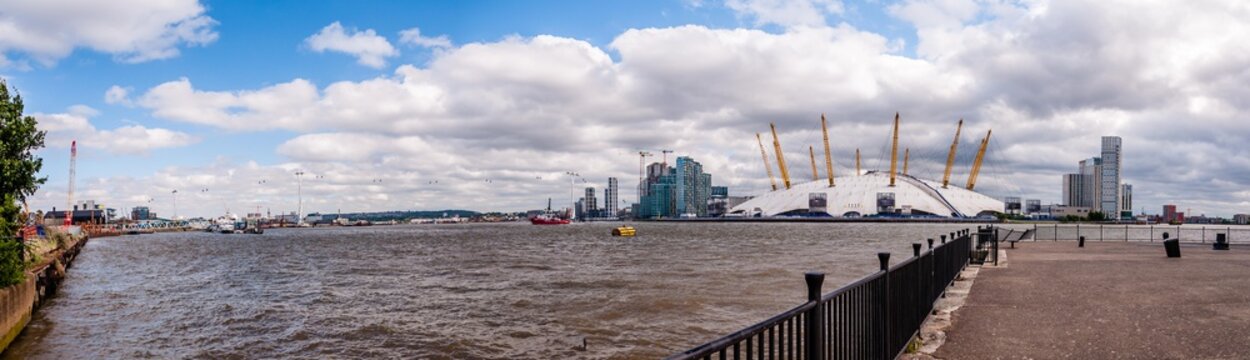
642,217,1002,223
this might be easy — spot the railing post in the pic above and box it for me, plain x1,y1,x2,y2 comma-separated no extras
913,243,922,257
878,252,891,360
941,234,948,244
805,272,825,360
993,227,999,266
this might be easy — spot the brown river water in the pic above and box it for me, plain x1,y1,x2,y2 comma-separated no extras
2,222,1002,359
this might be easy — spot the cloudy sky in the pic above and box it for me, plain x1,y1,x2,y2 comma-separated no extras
4,0,1249,218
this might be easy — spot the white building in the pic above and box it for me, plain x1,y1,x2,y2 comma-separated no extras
1099,136,1122,215
728,172,1003,218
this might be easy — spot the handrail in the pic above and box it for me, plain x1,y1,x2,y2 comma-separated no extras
666,227,978,360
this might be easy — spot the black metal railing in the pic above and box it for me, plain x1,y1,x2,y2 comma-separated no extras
667,229,975,360
1027,224,1250,244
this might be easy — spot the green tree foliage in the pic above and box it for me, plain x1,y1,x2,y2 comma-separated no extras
1087,211,1106,222
1,79,47,286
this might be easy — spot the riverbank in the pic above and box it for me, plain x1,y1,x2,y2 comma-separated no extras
650,217,1000,223
933,241,1250,359
0,234,88,353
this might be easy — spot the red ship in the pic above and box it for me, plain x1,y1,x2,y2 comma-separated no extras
530,215,570,225
531,198,571,225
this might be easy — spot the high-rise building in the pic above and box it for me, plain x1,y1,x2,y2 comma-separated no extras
1099,136,1122,215
1079,157,1101,208
584,187,598,213
638,156,714,218
1119,183,1133,219
605,177,618,216
1063,174,1094,207
675,156,712,217
1163,205,1177,223
132,206,151,220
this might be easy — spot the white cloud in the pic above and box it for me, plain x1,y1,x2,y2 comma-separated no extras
725,0,844,28
398,27,452,49
86,0,1250,216
34,105,198,154
104,85,132,106
0,0,217,65
304,22,398,68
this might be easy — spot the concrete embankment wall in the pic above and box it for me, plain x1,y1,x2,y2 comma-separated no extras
0,273,36,351
0,236,88,353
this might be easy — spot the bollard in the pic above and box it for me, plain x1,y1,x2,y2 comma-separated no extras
1079,236,1085,248
913,243,922,257
1164,239,1181,258
804,272,825,360
1214,233,1229,251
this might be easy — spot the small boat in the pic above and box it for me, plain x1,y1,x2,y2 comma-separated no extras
531,215,571,225
531,198,570,225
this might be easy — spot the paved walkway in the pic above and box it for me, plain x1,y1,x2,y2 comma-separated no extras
934,241,1250,359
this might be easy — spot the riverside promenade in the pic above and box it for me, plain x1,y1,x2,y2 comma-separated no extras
934,241,1250,359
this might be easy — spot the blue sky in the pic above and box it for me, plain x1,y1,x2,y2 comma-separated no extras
6,0,1250,218
12,0,910,184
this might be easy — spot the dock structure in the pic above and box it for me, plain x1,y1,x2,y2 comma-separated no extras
934,241,1250,359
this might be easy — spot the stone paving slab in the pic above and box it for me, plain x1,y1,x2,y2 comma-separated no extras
934,242,1250,360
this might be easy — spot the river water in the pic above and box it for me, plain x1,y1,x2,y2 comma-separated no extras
2,222,997,359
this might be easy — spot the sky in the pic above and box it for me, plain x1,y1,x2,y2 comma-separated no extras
4,0,1250,219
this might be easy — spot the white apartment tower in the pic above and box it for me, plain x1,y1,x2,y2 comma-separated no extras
1099,136,1122,215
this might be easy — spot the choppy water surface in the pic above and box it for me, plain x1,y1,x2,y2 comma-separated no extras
3,222,997,359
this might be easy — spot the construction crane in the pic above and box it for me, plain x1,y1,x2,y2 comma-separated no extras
661,149,673,168
821,114,834,187
755,133,778,191
770,123,792,189
967,129,992,190
637,151,652,202
808,146,819,181
65,140,76,227
889,113,900,187
942,119,963,188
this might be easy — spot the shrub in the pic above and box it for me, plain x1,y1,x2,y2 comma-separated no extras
0,239,23,287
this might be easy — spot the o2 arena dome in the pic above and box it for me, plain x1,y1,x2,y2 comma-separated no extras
729,114,1004,218
728,171,1003,218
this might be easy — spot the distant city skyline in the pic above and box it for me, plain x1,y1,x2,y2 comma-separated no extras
6,1,1250,217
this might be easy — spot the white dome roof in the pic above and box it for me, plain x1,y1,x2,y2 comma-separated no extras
730,171,1004,218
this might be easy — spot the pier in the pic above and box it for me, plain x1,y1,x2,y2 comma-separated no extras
933,240,1250,359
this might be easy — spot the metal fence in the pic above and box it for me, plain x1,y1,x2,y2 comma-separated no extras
1028,224,1250,243
666,228,975,360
